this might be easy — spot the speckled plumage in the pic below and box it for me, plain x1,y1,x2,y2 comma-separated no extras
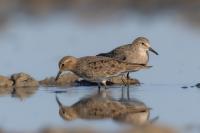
56,56,151,85
97,37,158,65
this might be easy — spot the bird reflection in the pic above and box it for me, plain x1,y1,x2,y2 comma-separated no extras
114,86,150,125
0,87,38,99
56,89,151,125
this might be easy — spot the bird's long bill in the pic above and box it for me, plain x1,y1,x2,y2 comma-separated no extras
56,95,63,108
55,71,62,81
149,47,159,55
56,95,65,111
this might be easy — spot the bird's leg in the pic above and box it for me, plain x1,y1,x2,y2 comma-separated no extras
103,83,108,90
121,86,125,101
11,87,16,97
98,83,101,94
126,72,130,87
121,74,127,86
127,84,130,100
102,80,108,90
126,72,130,79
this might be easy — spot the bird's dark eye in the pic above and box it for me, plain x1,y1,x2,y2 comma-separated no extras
142,42,145,45
60,63,64,68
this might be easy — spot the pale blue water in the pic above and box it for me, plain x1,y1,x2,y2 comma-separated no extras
0,13,200,132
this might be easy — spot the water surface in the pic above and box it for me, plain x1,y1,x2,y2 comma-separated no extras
0,13,200,132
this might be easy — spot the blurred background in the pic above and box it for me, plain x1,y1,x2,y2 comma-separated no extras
0,0,200,83
0,0,200,133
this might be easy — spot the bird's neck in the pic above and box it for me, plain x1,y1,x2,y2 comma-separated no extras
134,48,149,64
135,47,147,56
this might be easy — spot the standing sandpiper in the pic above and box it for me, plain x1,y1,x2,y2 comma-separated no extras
97,37,158,79
55,56,151,89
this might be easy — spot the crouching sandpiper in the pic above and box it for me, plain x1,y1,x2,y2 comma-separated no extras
55,56,151,90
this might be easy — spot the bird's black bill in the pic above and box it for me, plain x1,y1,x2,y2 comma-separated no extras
149,47,159,55
56,95,63,108
55,71,62,81
56,95,65,113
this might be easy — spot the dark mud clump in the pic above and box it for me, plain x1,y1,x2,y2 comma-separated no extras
182,83,200,89
0,75,13,87
181,86,188,89
1,72,140,88
40,73,140,87
76,77,140,86
195,83,200,88
0,73,38,99
11,72,39,87
39,73,79,87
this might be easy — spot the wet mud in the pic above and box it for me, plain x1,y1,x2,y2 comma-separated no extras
40,73,140,87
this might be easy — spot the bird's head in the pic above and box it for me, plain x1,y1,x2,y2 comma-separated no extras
56,95,78,121
132,37,158,55
55,56,77,81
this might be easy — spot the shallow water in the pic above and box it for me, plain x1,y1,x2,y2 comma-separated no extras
0,12,200,132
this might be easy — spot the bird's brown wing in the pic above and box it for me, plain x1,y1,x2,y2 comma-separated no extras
75,57,127,80
73,96,127,119
75,56,150,81
96,43,131,60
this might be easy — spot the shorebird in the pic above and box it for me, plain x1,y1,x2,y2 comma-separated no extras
97,37,158,79
55,56,151,89
55,92,150,125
